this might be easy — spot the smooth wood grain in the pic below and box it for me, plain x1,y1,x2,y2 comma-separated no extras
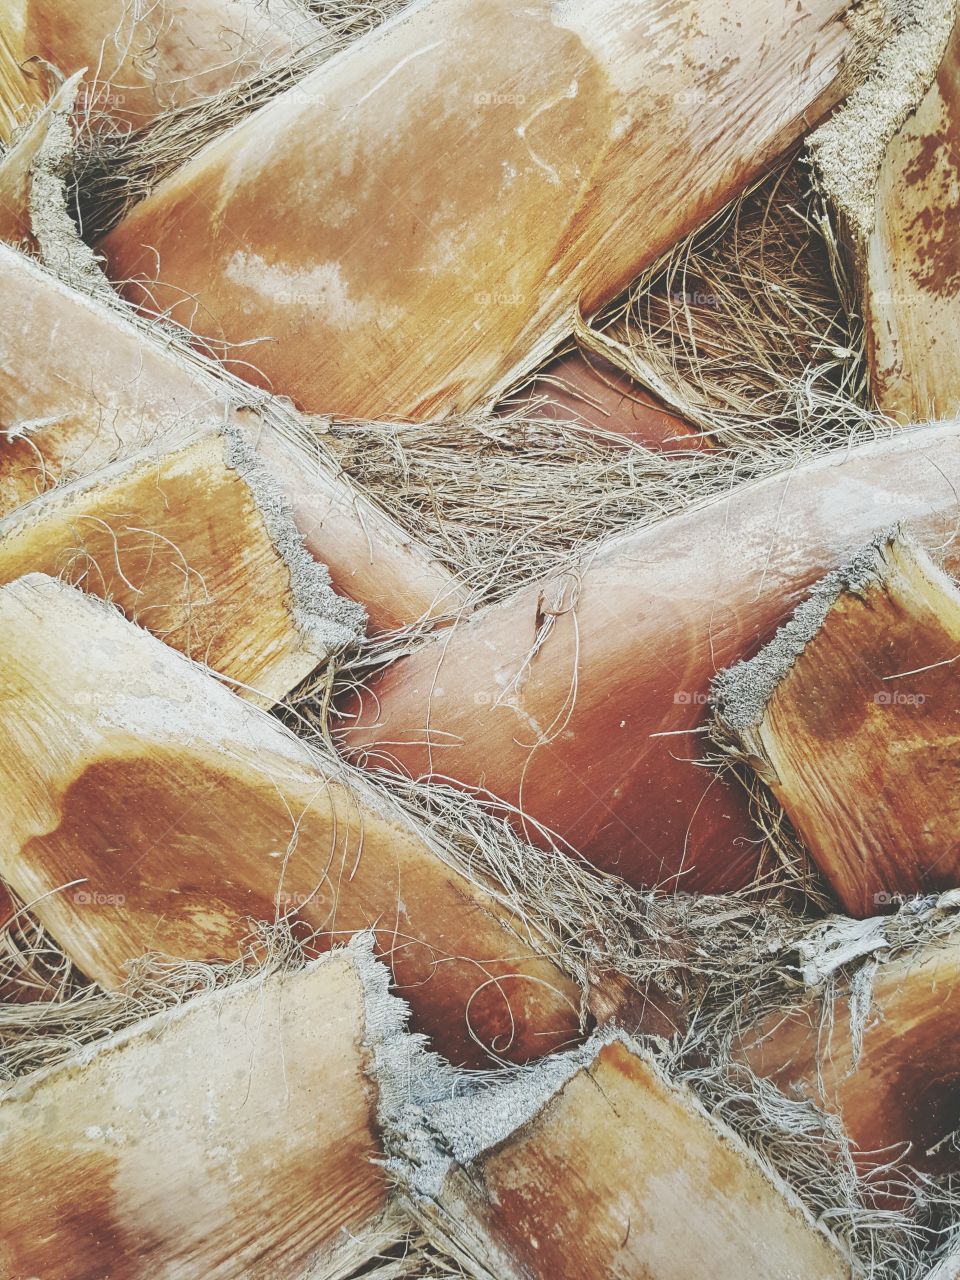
0,574,582,1067
0,242,465,628
714,533,960,915
740,935,960,1182
502,350,703,450
342,420,960,894
98,0,875,420
428,1038,849,1280
6,0,319,129
0,431,362,705
0,949,397,1280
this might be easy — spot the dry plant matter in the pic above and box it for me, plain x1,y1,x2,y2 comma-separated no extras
740,929,960,1189
0,574,581,1067
0,430,364,704
0,940,402,1280
576,156,867,448
713,531,960,916
341,420,960,898
97,0,887,418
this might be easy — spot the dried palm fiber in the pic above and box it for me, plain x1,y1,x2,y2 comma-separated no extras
2,0,322,133
574,152,868,449
340,417,960,899
0,429,365,704
808,0,960,422
4,794,960,1271
712,529,960,916
95,0,896,420
0,573,582,1067
318,148,871,608
388,1032,851,1280
738,923,960,1191
73,0,414,241
0,242,464,628
0,935,409,1280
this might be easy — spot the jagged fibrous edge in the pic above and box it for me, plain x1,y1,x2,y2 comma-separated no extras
222,423,366,652
709,526,901,770
808,0,956,245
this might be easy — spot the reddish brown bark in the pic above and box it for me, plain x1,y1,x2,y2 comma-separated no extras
342,421,960,893
8,0,319,129
502,350,704,450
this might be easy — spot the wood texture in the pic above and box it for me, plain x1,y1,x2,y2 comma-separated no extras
6,0,319,129
0,73,80,248
98,0,874,419
740,935,960,1182
812,3,960,422
0,242,465,628
503,350,703,450
427,1038,849,1280
0,949,397,1280
342,420,960,894
0,574,582,1067
0,431,362,705
0,17,43,142
714,532,960,915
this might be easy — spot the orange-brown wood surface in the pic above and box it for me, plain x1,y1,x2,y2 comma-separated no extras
741,935,960,1182
0,950,398,1280
0,432,362,704
715,533,960,915
503,350,704,450
0,574,582,1067
98,0,873,419
0,242,464,628
431,1038,848,1279
6,0,319,129
815,6,960,423
343,420,960,894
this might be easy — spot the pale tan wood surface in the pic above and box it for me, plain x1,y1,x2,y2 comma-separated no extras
0,949,397,1280
428,1039,849,1280
0,573,582,1067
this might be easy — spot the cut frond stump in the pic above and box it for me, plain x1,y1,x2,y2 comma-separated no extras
342,421,960,895
0,242,465,629
0,574,582,1067
0,942,401,1280
0,430,364,704
6,0,321,131
712,529,960,915
809,0,960,421
740,928,960,1184
404,1035,850,1280
97,0,888,419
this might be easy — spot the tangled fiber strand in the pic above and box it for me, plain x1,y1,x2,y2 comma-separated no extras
576,154,871,448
